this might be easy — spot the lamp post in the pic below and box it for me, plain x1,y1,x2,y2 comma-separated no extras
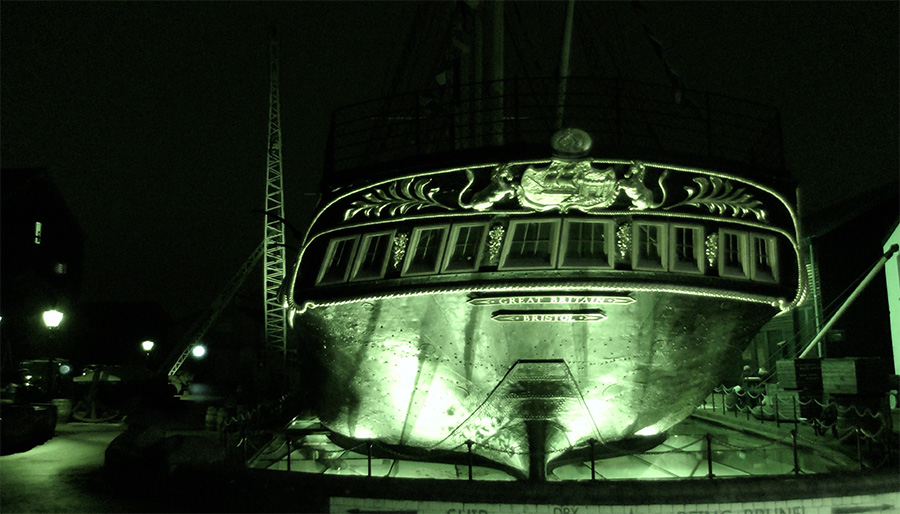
42,309,63,354
141,340,155,364
42,309,64,398
42,309,63,330
191,344,207,359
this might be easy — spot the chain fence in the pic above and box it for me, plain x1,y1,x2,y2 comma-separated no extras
212,384,896,480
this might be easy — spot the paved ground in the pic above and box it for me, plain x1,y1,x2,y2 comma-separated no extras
0,422,171,513
1,404,892,513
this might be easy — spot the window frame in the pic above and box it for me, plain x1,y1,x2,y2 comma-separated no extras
750,233,778,283
441,222,489,273
498,218,561,270
402,225,450,277
718,229,749,279
350,230,395,282
316,235,360,285
632,221,668,271
558,219,614,269
669,223,705,274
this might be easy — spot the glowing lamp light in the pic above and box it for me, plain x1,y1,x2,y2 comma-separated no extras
191,345,207,359
141,340,155,352
42,309,64,328
59,364,71,375
635,426,660,437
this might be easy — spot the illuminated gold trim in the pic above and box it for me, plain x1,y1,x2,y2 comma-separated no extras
290,281,786,315
290,158,805,315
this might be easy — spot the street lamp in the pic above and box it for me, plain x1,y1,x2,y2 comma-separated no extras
141,340,155,352
191,344,207,359
42,309,64,329
41,309,64,397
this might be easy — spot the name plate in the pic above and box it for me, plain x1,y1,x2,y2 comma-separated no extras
469,295,634,306
492,311,607,322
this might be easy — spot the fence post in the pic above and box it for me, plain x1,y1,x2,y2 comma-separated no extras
793,396,799,432
791,429,801,475
705,92,712,157
706,433,714,479
466,440,474,481
589,438,596,481
367,441,373,477
855,429,863,471
513,77,520,141
775,393,780,428
614,77,621,148
286,435,292,472
415,99,421,153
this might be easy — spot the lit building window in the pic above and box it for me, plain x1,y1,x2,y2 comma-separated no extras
719,229,749,278
34,221,42,244
559,220,613,268
351,231,394,281
403,226,449,276
317,236,359,285
750,234,778,283
633,222,667,270
669,224,704,273
499,219,560,269
442,223,487,273
54,263,68,275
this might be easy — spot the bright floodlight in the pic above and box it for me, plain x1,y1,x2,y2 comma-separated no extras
635,426,660,436
191,345,207,358
141,340,155,352
42,309,64,328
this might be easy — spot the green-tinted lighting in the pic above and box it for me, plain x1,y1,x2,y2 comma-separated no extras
635,426,660,436
192,345,207,358
141,340,155,352
42,309,63,328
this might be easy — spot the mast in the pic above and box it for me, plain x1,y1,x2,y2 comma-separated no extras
263,30,288,364
798,244,899,358
556,0,576,130
488,0,504,146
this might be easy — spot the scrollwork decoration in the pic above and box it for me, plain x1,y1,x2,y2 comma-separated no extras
487,225,506,265
705,232,718,268
616,222,631,260
392,233,409,269
666,176,768,222
344,177,451,221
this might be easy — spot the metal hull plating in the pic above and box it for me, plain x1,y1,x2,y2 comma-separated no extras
295,288,778,476
286,117,802,479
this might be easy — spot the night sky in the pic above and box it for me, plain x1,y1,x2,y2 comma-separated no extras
2,1,897,322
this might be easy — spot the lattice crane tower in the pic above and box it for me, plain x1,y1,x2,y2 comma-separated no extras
263,32,288,362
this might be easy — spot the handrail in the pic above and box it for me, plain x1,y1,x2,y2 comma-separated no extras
328,76,785,175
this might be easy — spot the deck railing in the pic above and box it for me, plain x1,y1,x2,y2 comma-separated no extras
328,76,784,175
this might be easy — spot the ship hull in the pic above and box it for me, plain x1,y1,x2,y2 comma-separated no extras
295,288,777,477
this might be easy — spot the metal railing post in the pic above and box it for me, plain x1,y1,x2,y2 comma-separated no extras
791,429,801,475
466,440,474,481
775,393,780,428
793,396,799,432
367,441,373,477
286,436,292,472
856,429,863,471
706,433,714,479
513,77,520,141
415,100,421,153
588,438,596,481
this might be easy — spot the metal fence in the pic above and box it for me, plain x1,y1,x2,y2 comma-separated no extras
329,76,784,174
